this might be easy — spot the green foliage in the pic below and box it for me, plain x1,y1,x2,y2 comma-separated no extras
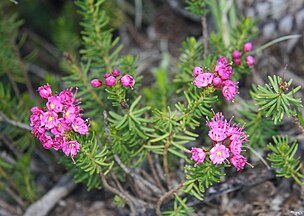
61,134,114,190
143,52,172,111
75,0,122,71
162,194,194,216
0,154,37,205
108,96,153,166
267,136,304,186
185,0,208,16
176,89,217,129
113,195,126,207
51,2,81,54
238,106,276,148
0,3,24,84
251,75,302,124
174,37,203,94
0,83,34,151
184,157,226,200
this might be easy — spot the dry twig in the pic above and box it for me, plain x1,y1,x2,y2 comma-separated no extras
24,174,76,216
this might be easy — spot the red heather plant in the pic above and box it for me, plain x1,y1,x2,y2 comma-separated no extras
1,0,303,215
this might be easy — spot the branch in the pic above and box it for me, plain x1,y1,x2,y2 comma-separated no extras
147,153,165,192
156,183,183,216
103,110,162,195
24,174,76,216
100,171,136,216
0,111,31,131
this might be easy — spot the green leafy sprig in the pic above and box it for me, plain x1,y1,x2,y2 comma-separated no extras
267,136,304,186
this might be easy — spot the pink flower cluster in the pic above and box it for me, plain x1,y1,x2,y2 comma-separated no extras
193,56,239,102
91,69,135,89
30,84,90,163
232,42,255,67
190,111,253,171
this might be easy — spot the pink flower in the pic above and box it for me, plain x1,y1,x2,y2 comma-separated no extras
62,140,80,161
112,69,121,77
218,65,233,80
53,135,65,151
46,96,63,113
193,66,203,77
193,73,214,88
226,124,248,142
90,79,103,88
59,89,75,106
222,80,239,102
215,57,229,71
208,128,227,142
30,106,44,128
212,76,222,86
209,144,230,164
63,106,77,123
38,83,52,99
121,74,135,88
243,42,253,52
246,56,255,67
191,148,206,166
233,58,241,66
51,118,69,135
105,76,117,86
232,50,241,59
206,111,226,129
40,111,58,129
229,139,242,155
230,154,247,171
39,134,53,149
72,117,89,134
215,57,233,80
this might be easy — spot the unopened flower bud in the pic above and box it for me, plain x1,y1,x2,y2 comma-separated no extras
104,73,111,79
112,69,121,77
121,74,135,88
246,56,255,67
232,50,241,59
193,66,203,77
90,79,103,88
105,76,117,86
38,83,52,99
233,58,241,66
243,42,252,52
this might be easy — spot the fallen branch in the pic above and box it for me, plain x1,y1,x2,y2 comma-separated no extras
24,174,76,216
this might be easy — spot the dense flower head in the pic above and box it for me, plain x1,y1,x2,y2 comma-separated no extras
192,56,239,102
121,74,135,88
191,148,206,167
30,84,89,163
188,111,252,170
